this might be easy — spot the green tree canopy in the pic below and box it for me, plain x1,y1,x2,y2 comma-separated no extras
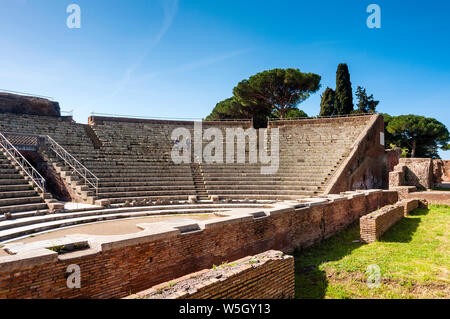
271,107,308,119
205,96,271,128
206,68,320,127
355,86,379,113
335,63,354,115
233,68,321,119
319,87,336,116
386,114,450,158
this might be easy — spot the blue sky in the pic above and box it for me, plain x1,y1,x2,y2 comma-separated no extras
0,0,449,158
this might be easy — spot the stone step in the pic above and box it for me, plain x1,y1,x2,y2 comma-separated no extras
98,181,194,187
0,190,37,199
0,179,29,185
207,189,316,196
0,207,218,242
106,195,190,204
99,177,194,183
0,202,48,214
0,184,32,192
98,185,195,192
0,196,44,207
205,185,321,191
98,190,197,199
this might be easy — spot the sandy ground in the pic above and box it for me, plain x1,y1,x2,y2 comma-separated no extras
0,248,8,257
7,214,220,245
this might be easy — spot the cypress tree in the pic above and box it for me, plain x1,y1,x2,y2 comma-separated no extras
335,63,353,114
319,87,336,116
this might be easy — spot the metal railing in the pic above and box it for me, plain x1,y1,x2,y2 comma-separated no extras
89,112,252,122
268,112,377,122
45,135,99,194
0,132,46,193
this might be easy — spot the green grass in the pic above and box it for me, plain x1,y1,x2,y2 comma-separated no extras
294,205,450,299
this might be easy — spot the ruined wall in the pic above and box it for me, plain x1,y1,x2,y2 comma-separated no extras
442,160,450,182
406,191,450,205
385,149,401,172
0,190,397,299
399,158,434,190
126,250,294,299
432,159,444,186
325,114,387,193
360,199,419,243
0,93,60,117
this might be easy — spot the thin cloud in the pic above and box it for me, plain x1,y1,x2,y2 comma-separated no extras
137,48,252,82
113,0,179,96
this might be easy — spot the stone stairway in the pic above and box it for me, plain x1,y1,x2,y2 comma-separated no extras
0,149,49,215
40,148,98,205
191,163,208,200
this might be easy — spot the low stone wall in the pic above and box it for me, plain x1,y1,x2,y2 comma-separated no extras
0,190,397,299
126,250,294,299
390,186,417,200
360,199,420,243
406,191,450,205
400,199,419,215
360,205,405,243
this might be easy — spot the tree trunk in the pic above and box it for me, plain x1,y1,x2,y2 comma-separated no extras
411,139,416,158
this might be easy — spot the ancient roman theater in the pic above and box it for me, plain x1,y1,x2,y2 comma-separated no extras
0,96,448,299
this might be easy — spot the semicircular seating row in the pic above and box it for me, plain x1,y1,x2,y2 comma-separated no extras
0,113,371,215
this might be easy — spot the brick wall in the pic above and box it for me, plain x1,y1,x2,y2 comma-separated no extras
324,114,388,193
360,199,419,243
390,158,446,191
126,250,294,299
442,160,450,182
0,190,397,299
399,158,434,190
406,191,450,205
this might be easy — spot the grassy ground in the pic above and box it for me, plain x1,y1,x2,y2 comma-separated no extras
294,205,450,299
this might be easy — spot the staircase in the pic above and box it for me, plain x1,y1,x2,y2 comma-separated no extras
40,136,99,205
191,163,209,200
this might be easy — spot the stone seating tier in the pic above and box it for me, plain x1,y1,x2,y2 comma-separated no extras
0,150,48,214
0,114,372,204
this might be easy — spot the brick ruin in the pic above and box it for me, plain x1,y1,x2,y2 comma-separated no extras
0,190,397,299
0,109,447,299
126,250,295,299
360,199,420,243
